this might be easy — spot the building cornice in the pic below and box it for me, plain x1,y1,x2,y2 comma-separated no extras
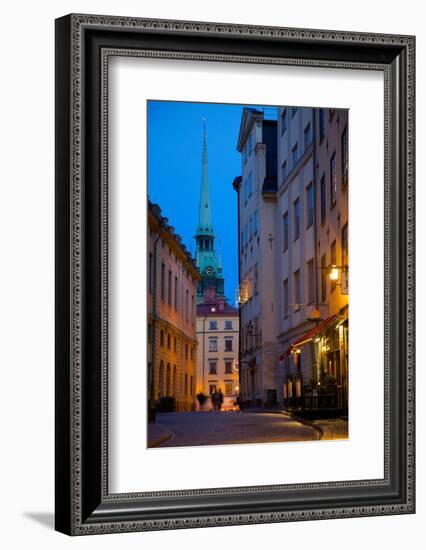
148,204,201,281
237,108,263,152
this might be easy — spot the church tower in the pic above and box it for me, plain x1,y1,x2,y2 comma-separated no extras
195,120,225,302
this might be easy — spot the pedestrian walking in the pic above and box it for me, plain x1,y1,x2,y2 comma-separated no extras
211,390,217,411
217,388,224,411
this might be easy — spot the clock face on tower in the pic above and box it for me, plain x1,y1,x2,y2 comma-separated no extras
206,266,214,275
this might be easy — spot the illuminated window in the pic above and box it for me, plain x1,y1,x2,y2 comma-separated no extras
342,224,349,266
225,382,233,395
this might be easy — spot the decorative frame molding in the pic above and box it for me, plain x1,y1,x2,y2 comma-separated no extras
55,14,415,535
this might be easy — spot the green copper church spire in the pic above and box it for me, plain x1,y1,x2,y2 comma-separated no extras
196,119,214,236
194,119,225,301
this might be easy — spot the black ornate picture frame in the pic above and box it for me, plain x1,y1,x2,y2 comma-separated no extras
55,14,415,535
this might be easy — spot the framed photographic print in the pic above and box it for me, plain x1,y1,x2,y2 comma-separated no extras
55,14,415,535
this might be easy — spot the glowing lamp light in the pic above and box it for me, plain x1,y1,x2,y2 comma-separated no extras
329,265,339,281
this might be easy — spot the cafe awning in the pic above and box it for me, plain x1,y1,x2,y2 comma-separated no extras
278,314,338,362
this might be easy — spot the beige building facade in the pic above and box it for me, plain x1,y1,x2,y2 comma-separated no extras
235,108,280,407
196,288,239,410
235,106,349,413
148,202,200,412
277,107,349,412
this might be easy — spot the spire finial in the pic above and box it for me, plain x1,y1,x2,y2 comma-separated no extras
202,117,206,145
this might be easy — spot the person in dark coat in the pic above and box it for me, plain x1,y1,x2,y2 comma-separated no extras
217,388,224,411
211,390,218,411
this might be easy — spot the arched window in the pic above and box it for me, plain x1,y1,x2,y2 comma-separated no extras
166,363,171,397
158,361,164,398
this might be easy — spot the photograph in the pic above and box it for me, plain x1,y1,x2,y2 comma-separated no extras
147,101,349,448
53,10,415,538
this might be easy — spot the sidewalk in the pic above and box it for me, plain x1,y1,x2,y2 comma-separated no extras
312,418,349,440
147,423,174,448
251,408,348,441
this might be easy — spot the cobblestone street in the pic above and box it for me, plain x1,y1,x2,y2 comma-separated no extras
149,410,321,448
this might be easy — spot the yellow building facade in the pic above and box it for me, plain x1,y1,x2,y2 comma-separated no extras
148,202,200,412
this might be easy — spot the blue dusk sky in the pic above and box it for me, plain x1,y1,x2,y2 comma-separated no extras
147,100,244,301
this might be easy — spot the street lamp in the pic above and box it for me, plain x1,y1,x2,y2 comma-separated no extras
329,265,340,281
246,320,260,347
326,265,349,295
327,264,349,281
246,320,259,337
